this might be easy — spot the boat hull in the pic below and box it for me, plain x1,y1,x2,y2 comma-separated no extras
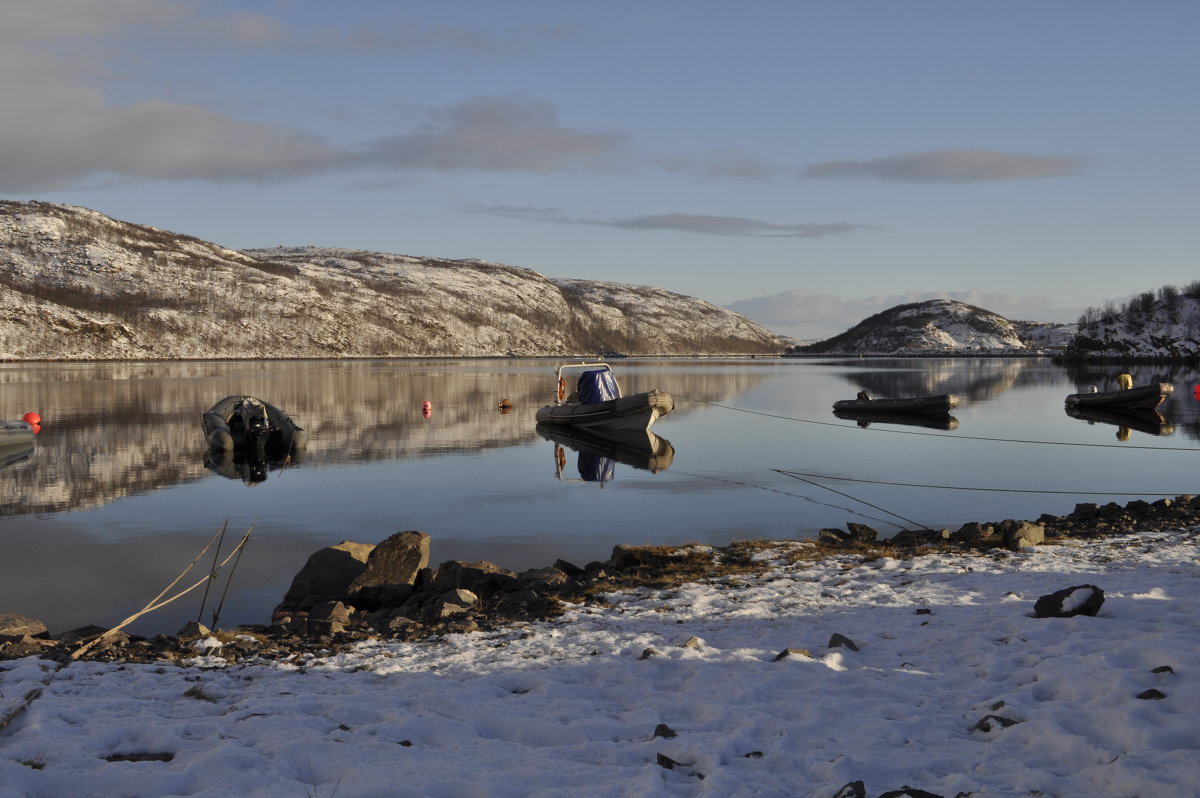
536,424,675,473
202,396,307,454
0,420,35,447
535,390,675,432
1064,383,1172,411
831,393,960,415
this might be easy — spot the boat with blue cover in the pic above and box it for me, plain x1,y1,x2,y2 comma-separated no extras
535,362,674,432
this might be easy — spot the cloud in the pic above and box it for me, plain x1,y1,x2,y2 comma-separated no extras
464,205,873,238
801,149,1093,183
355,98,626,173
728,289,1083,340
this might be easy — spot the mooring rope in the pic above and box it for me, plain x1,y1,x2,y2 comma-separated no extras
773,470,929,530
669,468,907,530
774,468,1180,497
674,394,1200,452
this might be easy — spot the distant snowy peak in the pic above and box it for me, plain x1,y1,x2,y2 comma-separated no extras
798,299,1049,355
0,201,785,360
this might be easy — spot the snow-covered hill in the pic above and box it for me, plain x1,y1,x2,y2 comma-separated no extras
794,299,1069,355
1068,289,1200,360
0,201,784,360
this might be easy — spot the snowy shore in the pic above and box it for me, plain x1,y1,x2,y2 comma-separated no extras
1,528,1197,797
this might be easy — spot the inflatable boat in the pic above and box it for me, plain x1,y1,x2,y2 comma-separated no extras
535,363,674,432
1,420,35,447
832,392,960,415
1064,382,1173,411
202,396,307,456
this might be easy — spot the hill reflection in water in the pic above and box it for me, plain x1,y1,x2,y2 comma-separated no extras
3,357,1200,637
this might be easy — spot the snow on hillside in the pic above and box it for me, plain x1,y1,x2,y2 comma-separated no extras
796,299,1035,355
0,202,784,361
1069,294,1200,359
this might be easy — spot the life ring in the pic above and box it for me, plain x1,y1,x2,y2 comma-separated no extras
557,377,567,401
556,446,566,470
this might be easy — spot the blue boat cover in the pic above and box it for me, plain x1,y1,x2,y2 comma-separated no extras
577,369,619,404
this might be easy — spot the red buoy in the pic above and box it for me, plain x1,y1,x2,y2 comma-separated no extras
422,401,432,411
1194,384,1200,400
23,411,41,425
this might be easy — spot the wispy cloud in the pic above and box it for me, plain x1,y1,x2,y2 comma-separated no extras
465,205,873,238
801,149,1093,183
355,98,626,173
651,152,783,180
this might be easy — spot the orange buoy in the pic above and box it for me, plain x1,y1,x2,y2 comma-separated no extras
31,423,41,435
1194,384,1200,400
23,411,41,425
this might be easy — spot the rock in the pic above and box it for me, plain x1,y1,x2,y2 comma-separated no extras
890,528,950,547
832,782,866,798
432,560,518,597
844,522,878,542
0,613,47,639
346,531,430,606
653,723,677,739
1001,520,1044,550
427,589,478,621
971,714,1019,732
819,527,853,545
278,540,375,612
177,621,211,639
828,633,859,651
878,788,944,798
773,648,811,661
1033,584,1104,618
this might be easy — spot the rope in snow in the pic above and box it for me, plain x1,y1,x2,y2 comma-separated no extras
674,395,1200,452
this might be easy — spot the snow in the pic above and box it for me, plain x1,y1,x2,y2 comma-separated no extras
3,529,1198,797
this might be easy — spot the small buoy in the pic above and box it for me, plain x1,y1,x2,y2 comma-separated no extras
422,408,431,419
498,399,512,409
31,423,42,435
1193,384,1199,400
422,401,432,411
23,411,41,425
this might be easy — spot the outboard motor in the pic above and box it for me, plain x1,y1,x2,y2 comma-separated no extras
237,398,272,453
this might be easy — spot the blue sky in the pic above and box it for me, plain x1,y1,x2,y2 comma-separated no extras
2,1,1196,338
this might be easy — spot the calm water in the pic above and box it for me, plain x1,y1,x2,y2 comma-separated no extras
3,357,1199,637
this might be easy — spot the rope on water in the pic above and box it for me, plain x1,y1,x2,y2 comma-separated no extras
674,394,1200,452
773,470,929,530
774,468,1180,497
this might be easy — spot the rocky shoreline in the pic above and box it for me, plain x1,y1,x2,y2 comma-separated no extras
2,495,1197,666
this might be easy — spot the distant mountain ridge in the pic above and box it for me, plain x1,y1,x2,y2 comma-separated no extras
793,299,1074,355
0,201,784,360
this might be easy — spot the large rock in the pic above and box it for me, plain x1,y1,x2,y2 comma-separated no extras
347,531,430,608
1034,584,1105,618
277,540,375,613
431,560,518,598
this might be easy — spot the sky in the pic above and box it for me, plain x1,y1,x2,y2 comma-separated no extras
1,528,1197,796
2,1,1198,338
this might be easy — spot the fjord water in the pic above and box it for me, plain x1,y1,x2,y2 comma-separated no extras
2,357,1198,637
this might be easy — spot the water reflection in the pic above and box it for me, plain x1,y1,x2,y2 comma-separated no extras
1,443,34,469
537,424,675,485
0,359,765,516
831,358,1043,403
1065,406,1174,439
203,448,305,485
832,408,960,430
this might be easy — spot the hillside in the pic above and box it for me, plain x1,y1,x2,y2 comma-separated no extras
793,299,1070,355
1067,284,1200,360
0,201,784,360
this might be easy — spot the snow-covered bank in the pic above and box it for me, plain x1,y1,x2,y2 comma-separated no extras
2,529,1198,797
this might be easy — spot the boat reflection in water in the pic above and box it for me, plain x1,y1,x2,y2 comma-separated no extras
536,424,675,486
0,442,34,470
833,408,959,431
1065,406,1174,440
203,448,305,485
